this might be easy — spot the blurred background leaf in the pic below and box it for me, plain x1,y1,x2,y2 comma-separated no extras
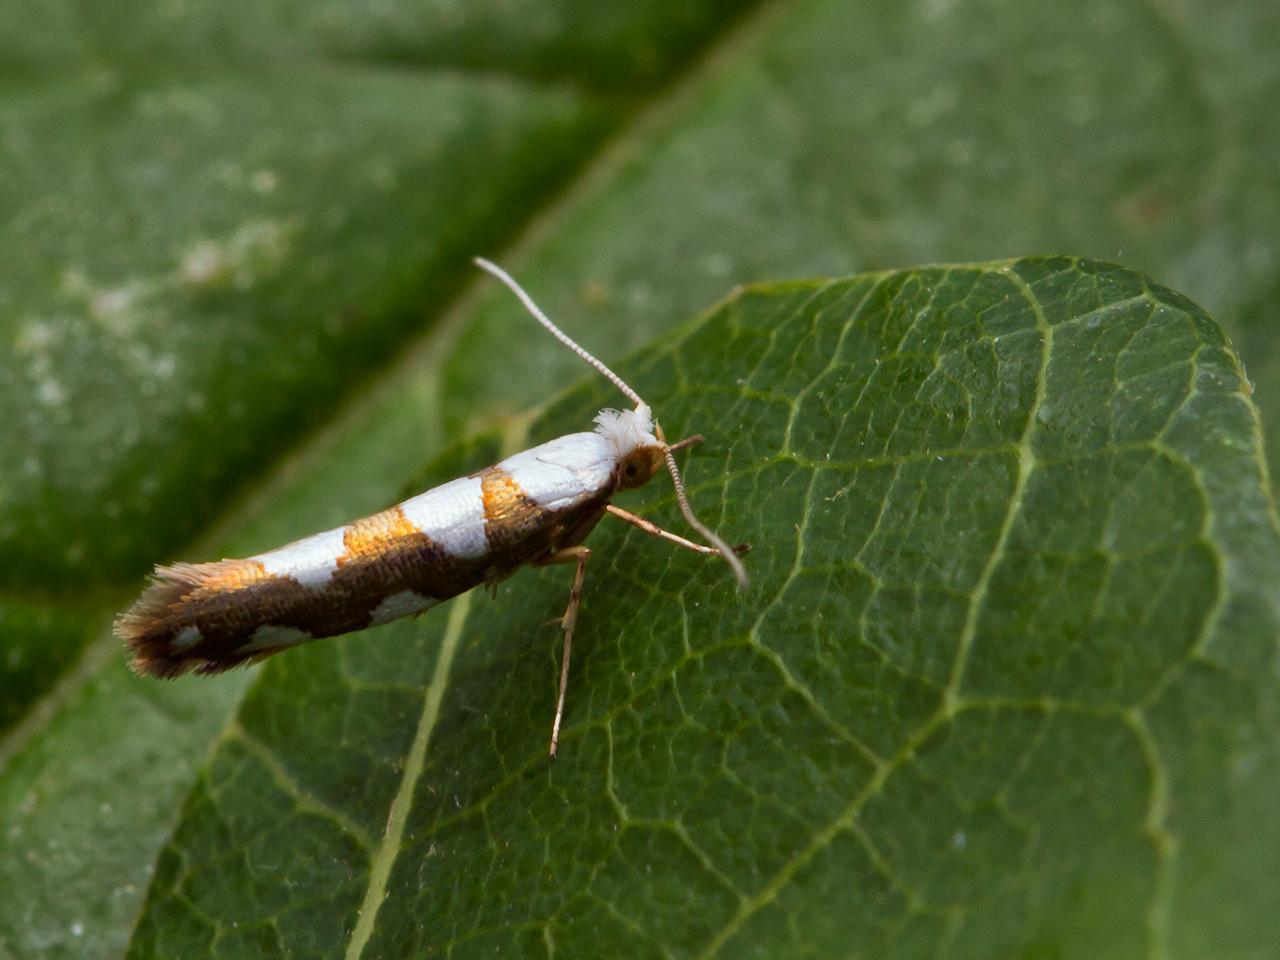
1,0,1278,957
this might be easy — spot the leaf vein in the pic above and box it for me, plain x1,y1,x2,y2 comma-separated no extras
229,723,376,852
943,270,1053,707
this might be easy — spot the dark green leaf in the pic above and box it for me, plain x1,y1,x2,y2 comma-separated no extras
0,1,759,90
0,600,96,733
127,260,1280,958
0,68,601,589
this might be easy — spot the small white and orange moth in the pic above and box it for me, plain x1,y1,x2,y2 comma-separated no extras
117,258,747,756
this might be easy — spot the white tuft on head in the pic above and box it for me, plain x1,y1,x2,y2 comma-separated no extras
593,403,658,457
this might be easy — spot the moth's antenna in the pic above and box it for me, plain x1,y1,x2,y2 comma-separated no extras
473,257,645,410
663,448,749,589
475,256,748,589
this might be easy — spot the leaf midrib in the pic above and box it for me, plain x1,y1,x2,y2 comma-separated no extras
343,591,473,960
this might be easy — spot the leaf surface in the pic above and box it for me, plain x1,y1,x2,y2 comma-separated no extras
127,260,1280,958
4,0,1280,956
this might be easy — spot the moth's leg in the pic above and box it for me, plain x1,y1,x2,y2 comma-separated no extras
535,545,591,759
666,434,704,453
605,504,750,556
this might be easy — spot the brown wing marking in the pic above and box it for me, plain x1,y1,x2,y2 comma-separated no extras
119,516,482,677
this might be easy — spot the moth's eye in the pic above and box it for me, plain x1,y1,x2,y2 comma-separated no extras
624,462,640,479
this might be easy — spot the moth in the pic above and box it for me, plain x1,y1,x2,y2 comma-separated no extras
117,257,747,756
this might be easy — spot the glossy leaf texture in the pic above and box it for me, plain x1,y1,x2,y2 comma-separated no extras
125,260,1280,958
3,0,1280,957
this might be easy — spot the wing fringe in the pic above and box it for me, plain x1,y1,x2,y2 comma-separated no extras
116,561,262,678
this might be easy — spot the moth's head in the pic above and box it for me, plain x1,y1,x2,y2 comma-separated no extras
473,256,747,588
595,404,665,490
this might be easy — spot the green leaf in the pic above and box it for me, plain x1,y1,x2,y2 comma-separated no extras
122,260,1280,958
0,600,96,733
0,1,760,90
4,0,1280,957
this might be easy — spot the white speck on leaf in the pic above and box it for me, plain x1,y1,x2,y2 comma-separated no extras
703,252,733,276
917,0,958,23
90,285,137,321
16,317,57,353
181,219,296,289
907,84,958,127
943,137,975,166
36,376,65,407
136,86,220,124
251,169,279,193
181,240,225,286
368,160,397,191
627,282,653,309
